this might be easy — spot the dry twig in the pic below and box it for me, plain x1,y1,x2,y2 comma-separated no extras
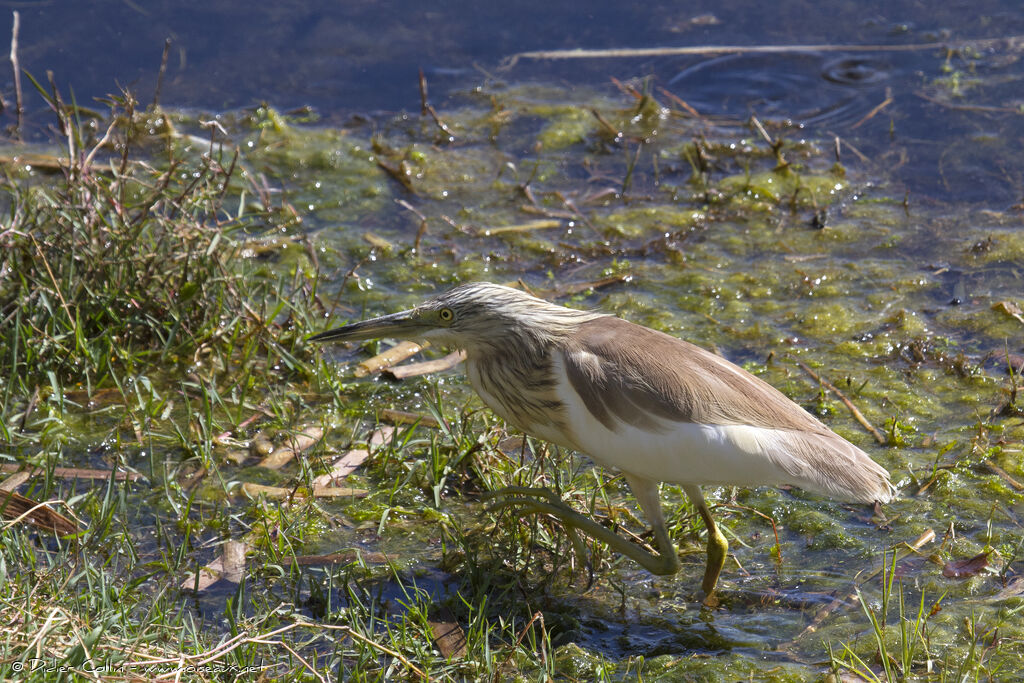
9,11,23,137
384,350,466,379
797,361,886,444
356,340,426,377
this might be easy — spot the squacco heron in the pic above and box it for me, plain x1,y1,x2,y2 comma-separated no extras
309,282,894,598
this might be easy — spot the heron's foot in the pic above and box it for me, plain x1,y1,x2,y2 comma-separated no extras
701,524,729,603
484,486,681,576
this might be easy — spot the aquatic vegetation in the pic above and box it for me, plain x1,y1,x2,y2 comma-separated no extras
1,59,1023,680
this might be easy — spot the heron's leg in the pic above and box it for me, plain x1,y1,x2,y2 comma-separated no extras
681,484,728,599
622,475,681,575
485,484,680,576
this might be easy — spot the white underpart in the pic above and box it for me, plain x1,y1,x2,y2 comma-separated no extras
547,353,831,492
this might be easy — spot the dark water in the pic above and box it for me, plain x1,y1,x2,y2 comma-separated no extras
6,0,1024,203
6,1,1019,110
4,5,1019,110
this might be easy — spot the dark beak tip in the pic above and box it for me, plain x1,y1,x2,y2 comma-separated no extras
306,328,346,343
305,311,417,345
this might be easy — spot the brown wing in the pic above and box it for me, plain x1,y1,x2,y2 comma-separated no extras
563,317,831,434
562,317,894,503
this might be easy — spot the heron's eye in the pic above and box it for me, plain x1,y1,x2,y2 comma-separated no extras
438,307,455,323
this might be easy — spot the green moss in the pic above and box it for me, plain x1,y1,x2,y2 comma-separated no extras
718,168,846,209
597,205,703,238
639,653,815,681
782,505,864,552
537,107,595,149
552,643,606,680
793,302,866,338
245,118,392,220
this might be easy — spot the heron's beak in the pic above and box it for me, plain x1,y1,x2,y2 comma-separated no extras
306,309,426,343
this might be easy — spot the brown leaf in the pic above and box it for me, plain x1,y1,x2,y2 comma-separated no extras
0,489,79,535
182,540,249,591
312,426,394,488
429,607,467,659
312,449,370,487
992,300,1024,324
258,425,324,469
942,551,990,579
368,425,396,447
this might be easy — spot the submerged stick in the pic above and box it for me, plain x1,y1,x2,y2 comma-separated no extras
379,408,440,428
10,11,23,138
0,463,141,482
500,36,1020,68
984,459,1024,491
480,219,562,236
545,273,633,299
851,86,894,129
239,482,369,499
153,37,171,108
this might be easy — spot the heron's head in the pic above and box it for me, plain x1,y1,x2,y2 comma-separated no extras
308,282,603,354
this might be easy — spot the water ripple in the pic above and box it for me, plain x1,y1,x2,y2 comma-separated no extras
661,51,892,128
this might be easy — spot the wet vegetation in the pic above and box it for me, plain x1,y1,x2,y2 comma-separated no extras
1,44,1023,681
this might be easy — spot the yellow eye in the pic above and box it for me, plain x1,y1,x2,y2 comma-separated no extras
439,307,455,323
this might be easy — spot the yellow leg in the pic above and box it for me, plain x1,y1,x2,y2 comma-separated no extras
682,484,728,603
487,480,727,602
